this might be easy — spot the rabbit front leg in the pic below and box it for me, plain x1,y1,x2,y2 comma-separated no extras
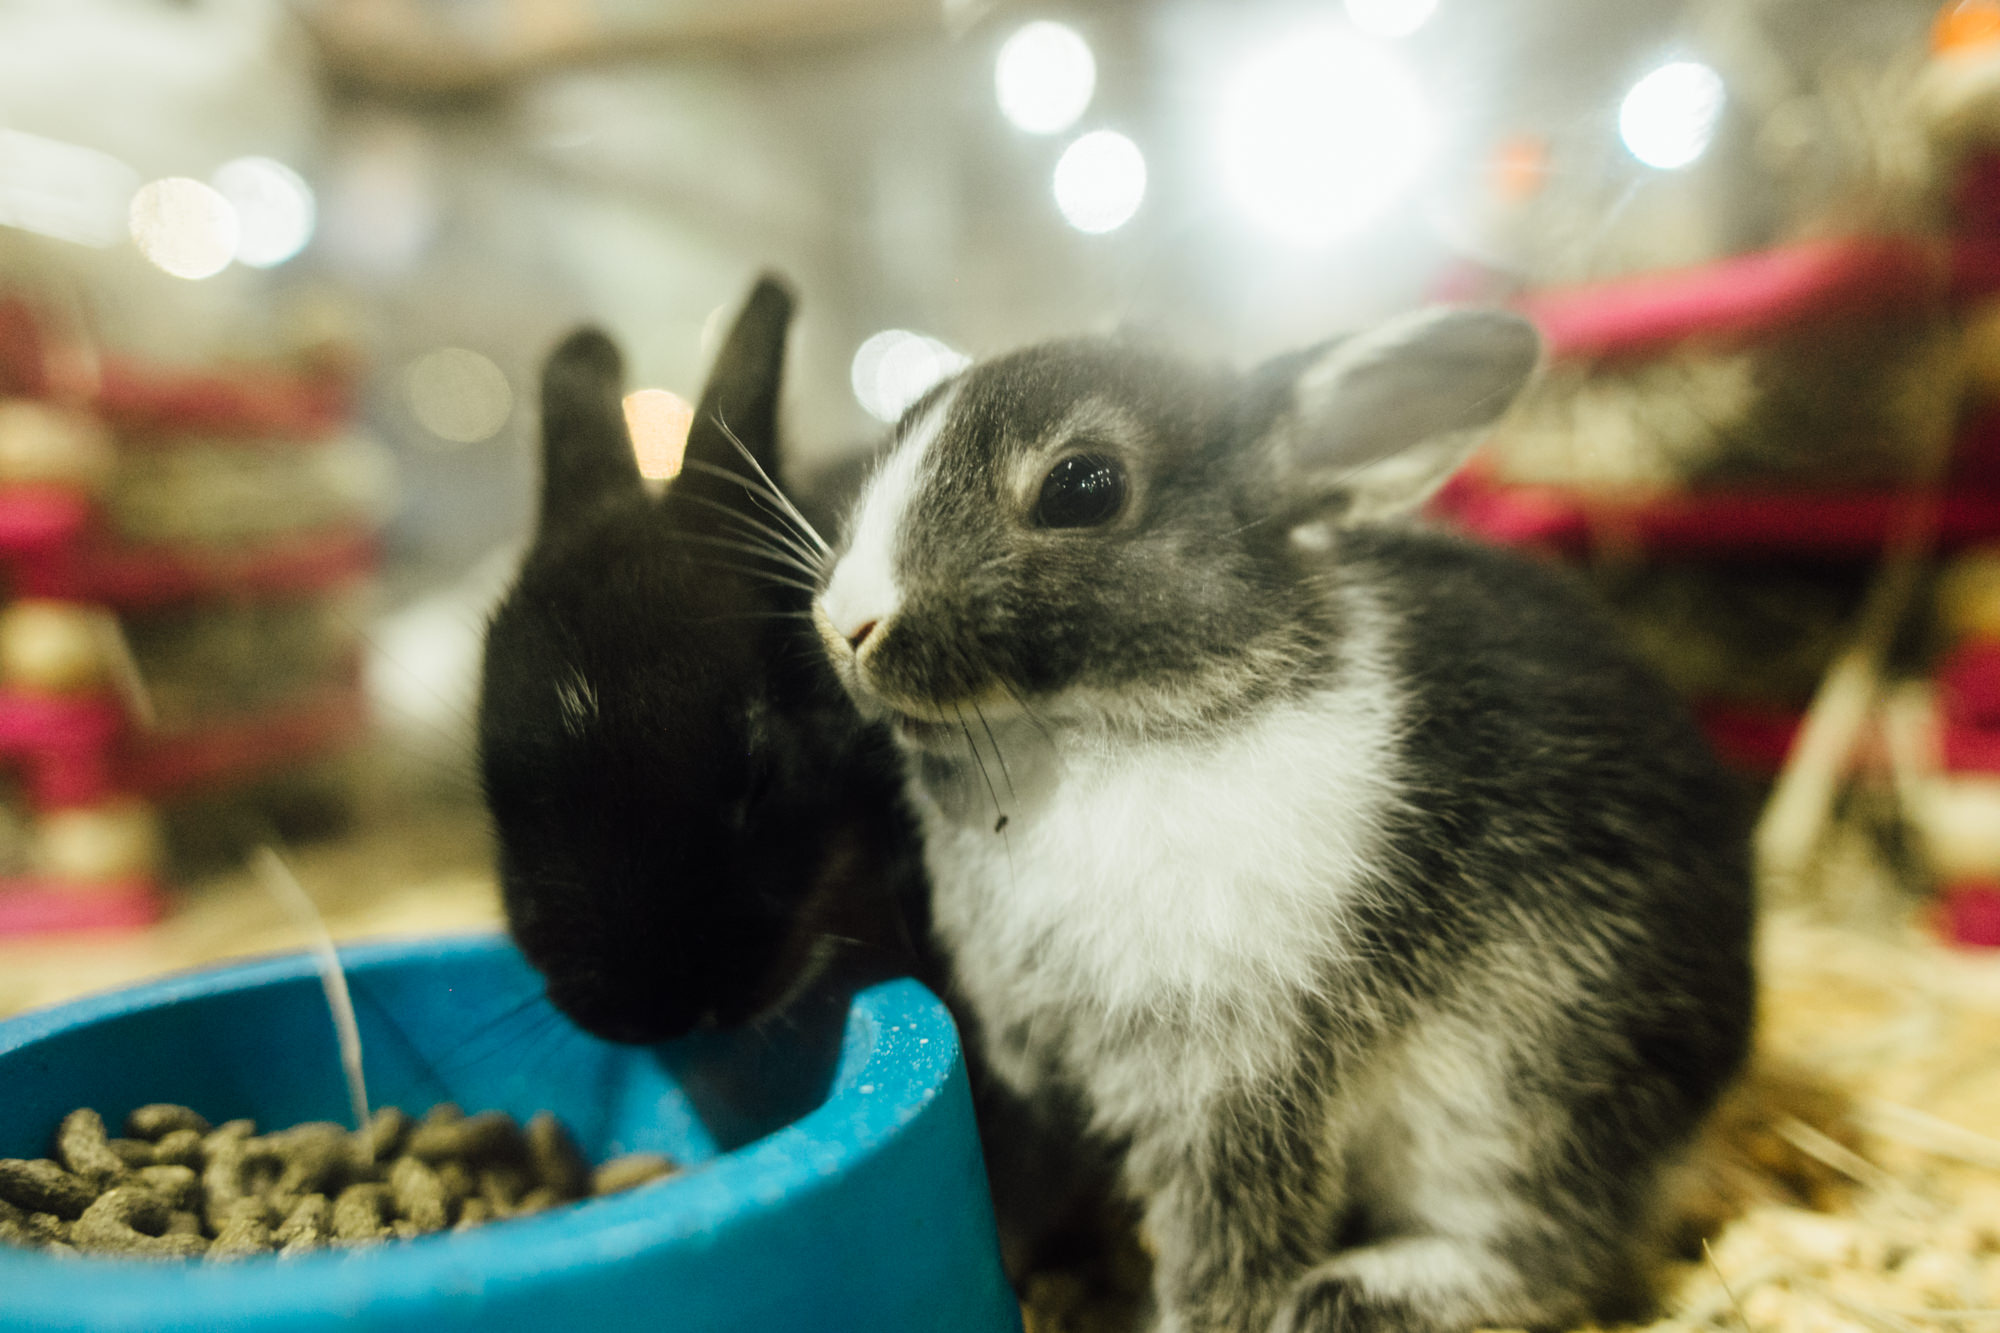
1139,1085,1349,1333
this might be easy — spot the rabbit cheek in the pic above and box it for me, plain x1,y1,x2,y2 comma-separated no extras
853,604,986,714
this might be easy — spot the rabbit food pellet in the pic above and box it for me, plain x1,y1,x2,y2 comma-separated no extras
0,1103,678,1260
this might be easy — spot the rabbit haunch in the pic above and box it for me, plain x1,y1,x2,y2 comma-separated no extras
814,309,1753,1333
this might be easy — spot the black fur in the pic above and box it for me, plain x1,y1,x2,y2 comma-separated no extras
478,278,925,1044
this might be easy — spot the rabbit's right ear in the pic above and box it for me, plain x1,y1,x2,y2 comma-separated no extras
675,274,795,511
1246,308,1540,527
537,328,641,532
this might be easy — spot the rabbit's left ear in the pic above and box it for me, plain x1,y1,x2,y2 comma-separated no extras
537,328,640,534
1257,308,1540,525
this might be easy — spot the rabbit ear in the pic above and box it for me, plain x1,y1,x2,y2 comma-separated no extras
537,327,640,532
675,274,795,509
1263,308,1540,525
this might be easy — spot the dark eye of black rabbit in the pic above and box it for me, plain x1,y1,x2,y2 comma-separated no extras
1034,454,1126,529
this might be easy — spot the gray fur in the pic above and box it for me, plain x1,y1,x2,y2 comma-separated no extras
816,314,1754,1333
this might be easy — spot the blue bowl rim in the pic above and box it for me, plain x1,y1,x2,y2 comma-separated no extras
0,934,959,1315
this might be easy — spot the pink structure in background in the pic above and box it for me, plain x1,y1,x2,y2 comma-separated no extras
0,301,373,935
1433,201,2000,949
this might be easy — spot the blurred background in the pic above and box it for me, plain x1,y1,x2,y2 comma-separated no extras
4,1,2000,1322
0,0,1990,949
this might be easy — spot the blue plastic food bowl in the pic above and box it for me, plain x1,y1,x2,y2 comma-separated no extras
0,935,1020,1333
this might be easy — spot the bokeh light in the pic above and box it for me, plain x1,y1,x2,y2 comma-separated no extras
404,348,514,445
1619,61,1726,170
128,177,239,280
1344,0,1440,39
623,389,695,481
1218,28,1434,245
1053,130,1146,234
995,22,1097,135
211,156,315,268
851,330,970,424
0,129,140,249
1934,1,2000,56
1488,134,1551,204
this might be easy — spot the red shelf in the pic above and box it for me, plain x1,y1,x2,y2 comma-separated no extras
0,301,349,441
1937,883,2000,949
0,298,372,936
1694,700,1803,774
0,487,376,607
0,487,91,557
1433,467,2000,559
0,676,366,809
92,361,348,441
1520,237,1943,363
0,877,162,936
0,689,121,750
1512,234,2000,365
121,680,367,801
6,524,376,607
1939,644,2000,774
0,691,123,807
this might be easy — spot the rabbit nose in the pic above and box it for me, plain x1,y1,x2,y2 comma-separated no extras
847,619,879,651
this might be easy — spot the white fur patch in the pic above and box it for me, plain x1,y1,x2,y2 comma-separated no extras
820,392,953,645
917,590,1403,1138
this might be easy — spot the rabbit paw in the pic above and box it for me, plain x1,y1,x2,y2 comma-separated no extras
1270,1274,1434,1333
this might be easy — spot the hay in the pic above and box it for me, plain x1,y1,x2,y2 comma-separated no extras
1618,909,2000,1332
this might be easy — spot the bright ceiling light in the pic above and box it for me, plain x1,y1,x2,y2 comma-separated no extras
1218,27,1435,246
1344,0,1439,39
1619,61,1726,170
851,330,970,424
995,22,1097,135
1053,130,1146,234
211,156,315,268
129,178,239,280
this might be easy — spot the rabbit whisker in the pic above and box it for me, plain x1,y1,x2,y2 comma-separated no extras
681,554,824,598
692,610,817,624
720,511,827,576
677,458,828,559
953,701,1006,824
997,676,1058,746
971,698,1015,801
708,415,833,555
955,700,1017,889
672,487,827,573
676,535,827,587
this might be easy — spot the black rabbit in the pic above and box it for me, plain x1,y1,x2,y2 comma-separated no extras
479,278,925,1046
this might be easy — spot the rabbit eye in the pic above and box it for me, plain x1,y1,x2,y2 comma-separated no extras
1034,454,1126,529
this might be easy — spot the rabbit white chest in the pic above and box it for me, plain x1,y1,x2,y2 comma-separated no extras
915,638,1404,1140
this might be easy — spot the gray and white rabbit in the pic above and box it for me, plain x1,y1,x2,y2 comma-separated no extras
811,309,1755,1333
